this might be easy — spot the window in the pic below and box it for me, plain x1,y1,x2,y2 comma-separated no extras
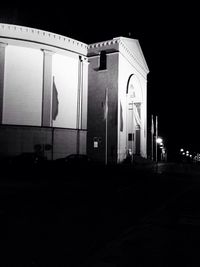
99,51,107,70
128,133,134,141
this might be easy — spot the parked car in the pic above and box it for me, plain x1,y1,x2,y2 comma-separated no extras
55,154,91,167
11,152,46,167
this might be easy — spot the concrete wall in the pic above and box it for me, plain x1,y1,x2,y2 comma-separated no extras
0,125,52,159
0,125,86,160
87,52,119,164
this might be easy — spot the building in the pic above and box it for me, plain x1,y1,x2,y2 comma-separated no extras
87,38,149,164
0,23,149,164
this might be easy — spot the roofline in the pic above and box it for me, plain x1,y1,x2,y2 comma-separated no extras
0,23,88,56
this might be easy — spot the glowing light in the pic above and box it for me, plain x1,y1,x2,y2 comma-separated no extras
156,137,163,144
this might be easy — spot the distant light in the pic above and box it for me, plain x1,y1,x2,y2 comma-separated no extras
182,152,185,155
180,148,184,152
156,137,163,144
190,155,192,158
186,151,189,154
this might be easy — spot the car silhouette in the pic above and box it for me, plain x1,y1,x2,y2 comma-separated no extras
55,154,91,167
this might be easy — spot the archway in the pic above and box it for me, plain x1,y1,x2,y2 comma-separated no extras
126,74,143,156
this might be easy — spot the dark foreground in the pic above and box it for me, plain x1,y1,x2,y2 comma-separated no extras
1,162,200,266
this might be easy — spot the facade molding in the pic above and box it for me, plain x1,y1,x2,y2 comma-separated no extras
88,37,149,77
0,23,88,56
118,39,149,76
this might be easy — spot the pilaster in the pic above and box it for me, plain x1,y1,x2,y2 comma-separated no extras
81,56,89,130
41,49,54,127
0,42,7,123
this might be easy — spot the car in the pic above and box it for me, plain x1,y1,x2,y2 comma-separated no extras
55,154,91,167
11,152,46,167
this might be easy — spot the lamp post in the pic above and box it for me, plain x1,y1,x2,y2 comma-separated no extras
156,137,163,162
155,116,158,163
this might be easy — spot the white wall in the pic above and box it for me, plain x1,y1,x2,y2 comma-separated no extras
118,53,147,161
52,53,78,129
3,45,43,126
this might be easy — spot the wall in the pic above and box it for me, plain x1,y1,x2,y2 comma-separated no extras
3,45,43,126
118,52,147,162
0,125,86,160
52,53,79,129
87,52,118,164
0,24,89,161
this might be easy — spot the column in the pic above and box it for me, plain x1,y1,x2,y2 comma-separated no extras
0,42,7,123
76,56,83,154
81,56,89,130
76,56,83,130
41,49,53,127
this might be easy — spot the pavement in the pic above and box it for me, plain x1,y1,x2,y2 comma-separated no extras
1,161,200,266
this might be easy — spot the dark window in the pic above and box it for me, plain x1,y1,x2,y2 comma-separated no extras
99,51,107,70
128,133,134,141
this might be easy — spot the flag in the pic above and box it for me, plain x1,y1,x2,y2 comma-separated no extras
52,76,59,121
151,114,154,161
155,115,158,138
151,115,154,135
133,103,141,126
103,88,108,120
120,101,123,132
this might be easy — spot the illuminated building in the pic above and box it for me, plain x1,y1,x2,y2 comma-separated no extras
0,24,149,163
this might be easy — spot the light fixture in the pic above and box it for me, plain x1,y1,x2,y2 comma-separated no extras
156,137,163,144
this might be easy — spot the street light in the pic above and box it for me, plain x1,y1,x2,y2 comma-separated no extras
156,137,163,144
156,137,166,162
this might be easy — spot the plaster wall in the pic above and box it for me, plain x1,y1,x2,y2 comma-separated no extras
87,52,118,163
3,45,43,126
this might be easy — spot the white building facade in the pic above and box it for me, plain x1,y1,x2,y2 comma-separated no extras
0,24,149,163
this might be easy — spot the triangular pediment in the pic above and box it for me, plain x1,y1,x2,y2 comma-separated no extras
117,37,149,73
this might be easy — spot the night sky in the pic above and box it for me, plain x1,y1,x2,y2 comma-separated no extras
0,4,199,159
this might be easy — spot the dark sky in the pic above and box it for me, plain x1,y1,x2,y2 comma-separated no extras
0,4,199,158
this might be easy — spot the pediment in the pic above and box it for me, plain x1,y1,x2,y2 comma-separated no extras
118,37,149,74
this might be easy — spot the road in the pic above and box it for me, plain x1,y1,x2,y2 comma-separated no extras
1,162,200,266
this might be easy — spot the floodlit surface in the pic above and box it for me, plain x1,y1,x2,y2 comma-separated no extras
3,45,43,125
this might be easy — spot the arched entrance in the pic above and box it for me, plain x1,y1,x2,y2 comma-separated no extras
126,74,143,156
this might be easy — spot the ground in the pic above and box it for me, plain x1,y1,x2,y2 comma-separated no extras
1,162,200,266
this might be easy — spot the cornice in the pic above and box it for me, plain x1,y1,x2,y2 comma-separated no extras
116,38,149,75
88,37,149,76
0,24,149,75
0,23,88,56
88,38,120,49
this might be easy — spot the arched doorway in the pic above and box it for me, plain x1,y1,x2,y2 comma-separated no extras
126,74,143,156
